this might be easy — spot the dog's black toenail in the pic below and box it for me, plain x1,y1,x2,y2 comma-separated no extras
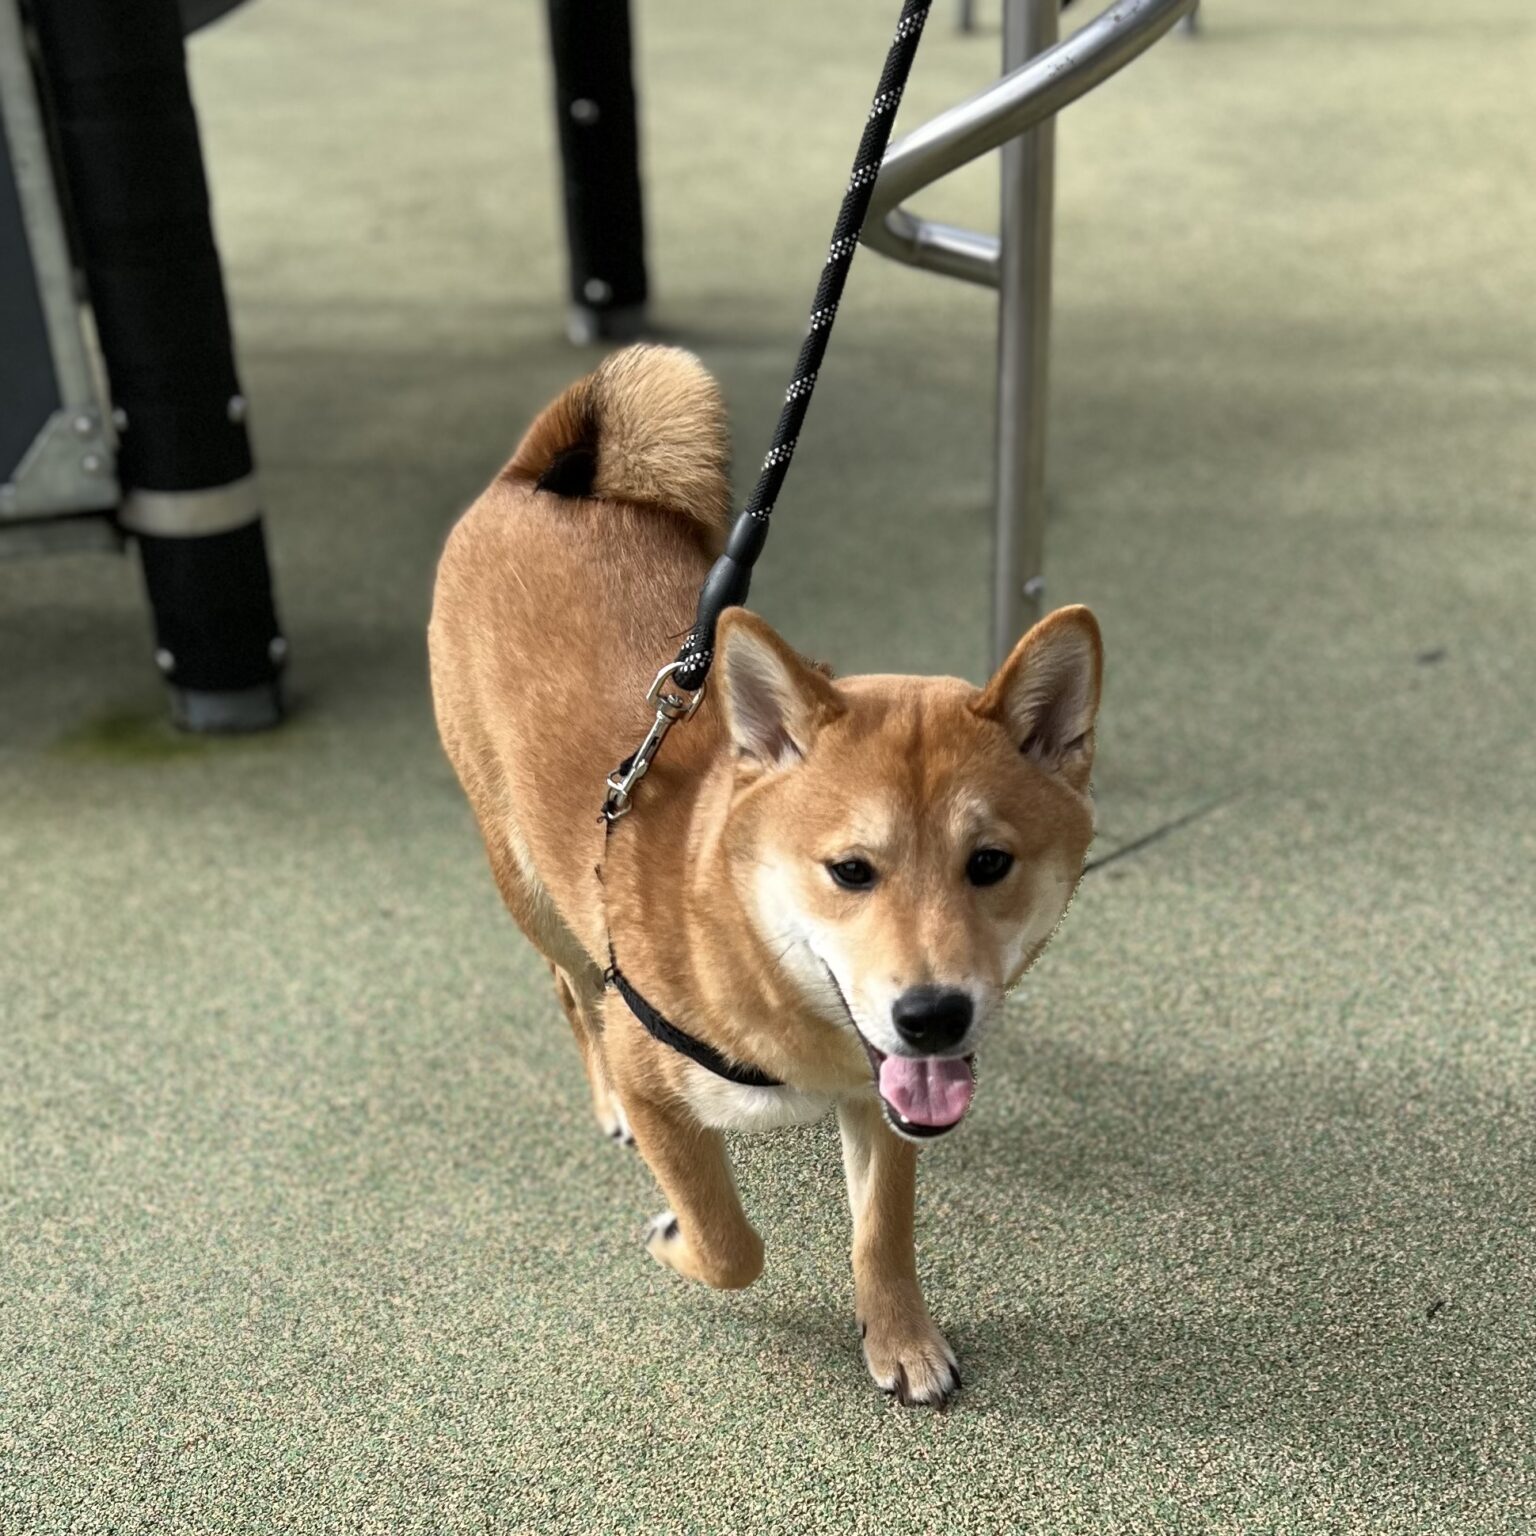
663,1216,679,1241
859,1319,867,1340
894,1364,912,1408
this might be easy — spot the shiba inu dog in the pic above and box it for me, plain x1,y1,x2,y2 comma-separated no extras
428,345,1102,1407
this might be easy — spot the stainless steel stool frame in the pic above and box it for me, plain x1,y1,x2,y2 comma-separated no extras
866,0,1197,664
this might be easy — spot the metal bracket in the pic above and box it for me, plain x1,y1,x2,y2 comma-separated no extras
0,407,116,520
0,511,121,559
0,0,120,523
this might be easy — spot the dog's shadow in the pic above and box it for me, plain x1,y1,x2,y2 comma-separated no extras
717,1039,1524,1485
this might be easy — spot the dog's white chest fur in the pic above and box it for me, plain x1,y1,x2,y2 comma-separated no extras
681,1067,833,1133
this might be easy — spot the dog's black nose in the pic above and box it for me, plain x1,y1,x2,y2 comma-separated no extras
891,986,973,1053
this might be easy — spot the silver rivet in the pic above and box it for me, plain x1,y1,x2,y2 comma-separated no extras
268,636,288,664
72,413,95,437
570,98,600,125
81,453,104,475
154,648,176,673
227,394,247,424
582,278,612,304
1023,576,1046,601
112,407,129,431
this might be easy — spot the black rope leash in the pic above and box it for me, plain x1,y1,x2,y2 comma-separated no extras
603,0,932,820
671,0,932,691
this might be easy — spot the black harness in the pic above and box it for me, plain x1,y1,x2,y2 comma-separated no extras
597,1,932,1089
606,955,783,1090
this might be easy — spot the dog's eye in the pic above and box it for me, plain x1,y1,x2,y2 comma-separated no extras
966,848,1014,887
827,858,877,891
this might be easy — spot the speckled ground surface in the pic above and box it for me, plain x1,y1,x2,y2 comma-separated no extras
3,1,1534,1530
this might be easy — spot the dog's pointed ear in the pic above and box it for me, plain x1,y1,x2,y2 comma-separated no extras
716,610,843,770
973,605,1103,790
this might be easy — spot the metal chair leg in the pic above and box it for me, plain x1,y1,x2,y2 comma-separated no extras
992,0,1057,666
30,0,286,731
860,0,1197,667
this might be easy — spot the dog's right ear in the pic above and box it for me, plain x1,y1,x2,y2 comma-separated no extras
716,610,843,770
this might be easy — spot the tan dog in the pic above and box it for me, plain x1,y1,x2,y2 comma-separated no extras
429,346,1102,1407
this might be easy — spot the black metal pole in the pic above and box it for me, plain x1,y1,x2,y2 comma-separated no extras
28,0,285,731
545,0,648,345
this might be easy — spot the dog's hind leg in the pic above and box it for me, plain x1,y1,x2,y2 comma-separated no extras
837,1096,960,1408
551,965,632,1146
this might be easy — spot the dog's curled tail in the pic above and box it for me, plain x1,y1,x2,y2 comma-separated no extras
505,344,731,540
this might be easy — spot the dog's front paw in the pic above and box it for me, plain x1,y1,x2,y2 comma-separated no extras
643,1210,763,1290
860,1312,961,1408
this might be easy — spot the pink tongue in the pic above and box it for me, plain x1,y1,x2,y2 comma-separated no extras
878,1055,975,1128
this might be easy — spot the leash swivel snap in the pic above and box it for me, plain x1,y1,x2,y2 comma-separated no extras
603,661,706,820
644,659,707,723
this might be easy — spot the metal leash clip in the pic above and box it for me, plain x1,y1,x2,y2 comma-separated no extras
603,661,706,820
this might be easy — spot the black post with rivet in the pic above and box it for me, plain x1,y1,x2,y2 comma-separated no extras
28,0,286,732
545,0,648,345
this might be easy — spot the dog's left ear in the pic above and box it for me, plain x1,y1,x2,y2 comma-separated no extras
716,609,844,770
973,605,1103,791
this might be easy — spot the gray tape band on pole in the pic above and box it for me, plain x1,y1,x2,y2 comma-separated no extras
119,475,261,537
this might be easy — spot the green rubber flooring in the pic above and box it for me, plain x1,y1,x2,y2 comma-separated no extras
3,1,1533,1530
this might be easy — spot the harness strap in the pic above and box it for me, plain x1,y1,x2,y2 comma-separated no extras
606,957,783,1090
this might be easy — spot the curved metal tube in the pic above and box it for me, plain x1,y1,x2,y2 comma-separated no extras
863,0,1197,285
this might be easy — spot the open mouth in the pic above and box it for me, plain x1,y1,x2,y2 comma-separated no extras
818,961,976,1139
858,1036,976,1139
